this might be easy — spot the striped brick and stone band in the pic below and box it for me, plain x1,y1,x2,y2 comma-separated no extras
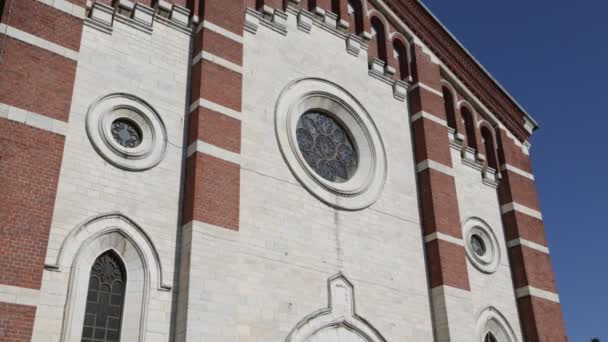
408,43,474,341
0,0,85,340
497,129,567,341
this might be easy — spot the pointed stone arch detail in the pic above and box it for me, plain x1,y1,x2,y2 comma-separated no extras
286,274,387,342
47,212,170,291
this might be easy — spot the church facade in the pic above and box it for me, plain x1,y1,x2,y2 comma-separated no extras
0,0,567,341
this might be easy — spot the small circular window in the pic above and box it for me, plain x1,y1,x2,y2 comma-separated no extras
111,118,142,148
296,111,357,183
463,218,500,274
86,93,167,171
471,234,487,257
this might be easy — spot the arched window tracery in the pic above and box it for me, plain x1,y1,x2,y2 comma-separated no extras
81,251,126,342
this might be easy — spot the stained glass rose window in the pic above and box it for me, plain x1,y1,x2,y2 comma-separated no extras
296,111,357,182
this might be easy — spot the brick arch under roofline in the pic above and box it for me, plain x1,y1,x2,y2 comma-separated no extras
47,212,171,291
388,32,412,80
378,0,535,142
368,11,390,62
440,79,461,131
479,120,501,172
458,99,482,152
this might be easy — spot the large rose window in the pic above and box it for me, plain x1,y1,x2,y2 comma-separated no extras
296,111,357,182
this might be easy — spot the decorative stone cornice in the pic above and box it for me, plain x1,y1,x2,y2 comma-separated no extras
381,0,534,142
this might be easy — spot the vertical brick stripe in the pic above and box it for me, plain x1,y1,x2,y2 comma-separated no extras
0,5,80,339
190,60,243,112
497,135,567,341
408,43,472,339
188,107,241,153
408,86,444,117
509,245,558,293
1,0,83,51
503,209,547,246
412,118,452,166
517,296,567,342
183,153,240,231
418,169,462,238
426,239,470,290
0,302,36,342
0,121,64,289
496,130,533,173
184,0,244,231
0,37,77,122
194,28,243,66
498,170,541,211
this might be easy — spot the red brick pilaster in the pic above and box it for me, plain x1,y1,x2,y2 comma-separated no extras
496,130,567,342
183,0,244,231
409,44,472,337
0,0,82,335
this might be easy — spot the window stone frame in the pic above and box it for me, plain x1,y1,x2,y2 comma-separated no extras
86,93,167,171
275,78,387,210
463,217,501,274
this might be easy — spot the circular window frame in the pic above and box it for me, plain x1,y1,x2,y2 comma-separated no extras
463,217,500,274
86,93,167,171
275,78,387,210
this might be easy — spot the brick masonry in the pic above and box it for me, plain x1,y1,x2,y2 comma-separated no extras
0,302,36,342
0,0,566,341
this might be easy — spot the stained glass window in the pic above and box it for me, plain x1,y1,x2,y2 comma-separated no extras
471,234,486,257
81,251,126,342
111,118,142,148
296,111,357,183
485,332,498,342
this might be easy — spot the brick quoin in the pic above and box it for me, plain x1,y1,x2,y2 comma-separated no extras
190,60,243,112
194,28,244,66
509,246,558,293
497,129,566,340
518,296,567,342
418,169,462,238
0,302,36,342
184,0,244,231
426,239,470,290
0,37,77,122
188,107,241,153
498,170,541,210
183,153,240,230
503,210,547,246
0,119,64,289
412,118,452,166
1,0,83,51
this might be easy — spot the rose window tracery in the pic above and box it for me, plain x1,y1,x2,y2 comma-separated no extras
296,112,357,182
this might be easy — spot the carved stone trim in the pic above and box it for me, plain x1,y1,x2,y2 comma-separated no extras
285,274,387,342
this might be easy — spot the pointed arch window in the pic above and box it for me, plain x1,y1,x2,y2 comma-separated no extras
81,251,126,342
485,332,498,342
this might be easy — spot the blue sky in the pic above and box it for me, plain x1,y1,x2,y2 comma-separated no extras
420,1,608,340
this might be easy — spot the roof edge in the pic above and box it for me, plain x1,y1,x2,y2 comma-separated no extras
416,0,539,132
